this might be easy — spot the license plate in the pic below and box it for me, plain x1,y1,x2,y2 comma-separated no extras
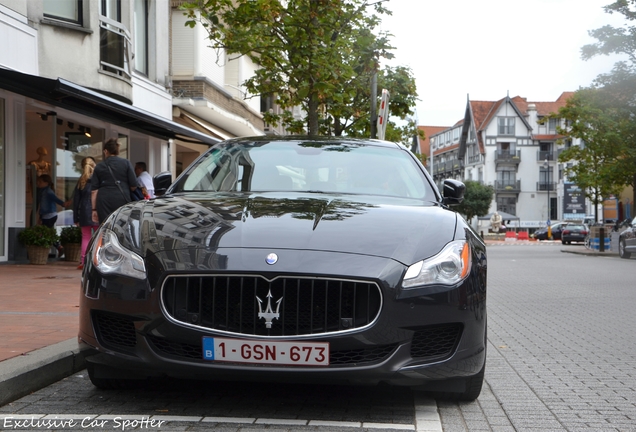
202,337,330,366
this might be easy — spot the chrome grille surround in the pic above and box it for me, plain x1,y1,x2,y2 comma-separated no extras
160,274,383,339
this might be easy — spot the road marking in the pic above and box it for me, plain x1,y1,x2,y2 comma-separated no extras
414,396,442,431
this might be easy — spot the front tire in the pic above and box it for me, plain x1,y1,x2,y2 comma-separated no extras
429,364,485,402
619,239,631,259
457,364,485,401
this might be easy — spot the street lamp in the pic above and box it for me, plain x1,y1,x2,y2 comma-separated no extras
544,158,551,239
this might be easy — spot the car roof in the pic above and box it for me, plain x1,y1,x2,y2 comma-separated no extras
220,135,405,150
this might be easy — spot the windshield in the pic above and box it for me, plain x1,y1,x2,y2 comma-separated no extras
170,139,434,200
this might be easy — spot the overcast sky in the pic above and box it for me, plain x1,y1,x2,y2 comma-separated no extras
379,0,627,126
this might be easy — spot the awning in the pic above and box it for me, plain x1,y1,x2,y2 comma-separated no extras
0,67,221,146
179,109,233,140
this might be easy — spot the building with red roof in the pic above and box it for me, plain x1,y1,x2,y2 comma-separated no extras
424,92,594,230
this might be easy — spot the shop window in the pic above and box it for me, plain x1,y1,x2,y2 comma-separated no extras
0,99,4,256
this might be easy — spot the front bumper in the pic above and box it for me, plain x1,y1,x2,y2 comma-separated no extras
79,249,486,387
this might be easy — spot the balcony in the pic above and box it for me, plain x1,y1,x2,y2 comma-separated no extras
450,160,464,172
536,182,555,192
495,180,521,193
433,160,463,175
537,151,555,161
495,150,521,166
468,154,481,164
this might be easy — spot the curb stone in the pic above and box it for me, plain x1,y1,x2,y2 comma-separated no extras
0,338,90,406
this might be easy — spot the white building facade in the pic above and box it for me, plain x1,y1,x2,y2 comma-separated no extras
429,93,592,232
0,0,267,263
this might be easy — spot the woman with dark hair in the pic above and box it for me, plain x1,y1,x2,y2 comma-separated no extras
90,139,138,224
73,156,98,269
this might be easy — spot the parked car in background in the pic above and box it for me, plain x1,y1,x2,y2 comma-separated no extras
618,216,636,259
561,224,589,245
79,136,488,401
533,222,567,240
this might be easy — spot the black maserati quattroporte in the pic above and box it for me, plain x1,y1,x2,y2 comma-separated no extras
79,136,487,400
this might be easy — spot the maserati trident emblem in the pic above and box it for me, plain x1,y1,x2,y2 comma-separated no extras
265,253,278,265
256,289,283,328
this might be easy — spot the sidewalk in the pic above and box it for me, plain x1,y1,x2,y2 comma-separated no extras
0,241,621,406
485,238,620,257
0,259,89,406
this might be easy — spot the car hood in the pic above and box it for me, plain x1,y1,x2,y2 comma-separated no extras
112,192,459,266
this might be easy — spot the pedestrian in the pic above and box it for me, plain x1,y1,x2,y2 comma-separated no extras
36,174,68,257
72,156,98,270
91,139,139,224
134,161,155,198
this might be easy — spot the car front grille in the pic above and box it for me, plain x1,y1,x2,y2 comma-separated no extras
161,275,382,337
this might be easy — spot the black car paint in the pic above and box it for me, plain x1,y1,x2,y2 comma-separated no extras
561,224,588,245
533,223,566,240
79,137,487,395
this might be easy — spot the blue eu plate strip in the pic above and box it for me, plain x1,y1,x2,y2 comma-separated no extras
202,337,215,360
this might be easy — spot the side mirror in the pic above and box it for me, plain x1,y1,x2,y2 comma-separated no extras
442,179,465,206
153,171,172,197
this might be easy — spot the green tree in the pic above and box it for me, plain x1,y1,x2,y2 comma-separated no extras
326,65,423,145
182,0,398,136
581,0,636,65
548,90,628,222
453,180,494,222
580,0,636,212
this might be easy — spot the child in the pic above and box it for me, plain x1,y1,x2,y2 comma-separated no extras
72,157,98,269
36,174,68,256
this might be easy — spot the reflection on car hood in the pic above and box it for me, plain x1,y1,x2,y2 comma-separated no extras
116,192,458,265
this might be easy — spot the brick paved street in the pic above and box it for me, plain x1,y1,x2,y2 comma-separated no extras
438,244,636,431
1,243,634,431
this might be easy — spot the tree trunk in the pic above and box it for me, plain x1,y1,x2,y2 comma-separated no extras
307,95,320,135
333,117,343,136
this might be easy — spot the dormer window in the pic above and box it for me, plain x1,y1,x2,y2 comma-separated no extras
453,128,459,141
498,117,515,136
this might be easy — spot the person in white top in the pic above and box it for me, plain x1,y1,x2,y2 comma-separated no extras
134,162,155,199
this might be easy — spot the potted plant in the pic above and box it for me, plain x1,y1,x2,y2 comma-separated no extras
60,226,82,262
18,225,59,265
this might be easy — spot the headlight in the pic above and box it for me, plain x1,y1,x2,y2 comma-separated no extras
91,229,146,279
403,240,471,288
